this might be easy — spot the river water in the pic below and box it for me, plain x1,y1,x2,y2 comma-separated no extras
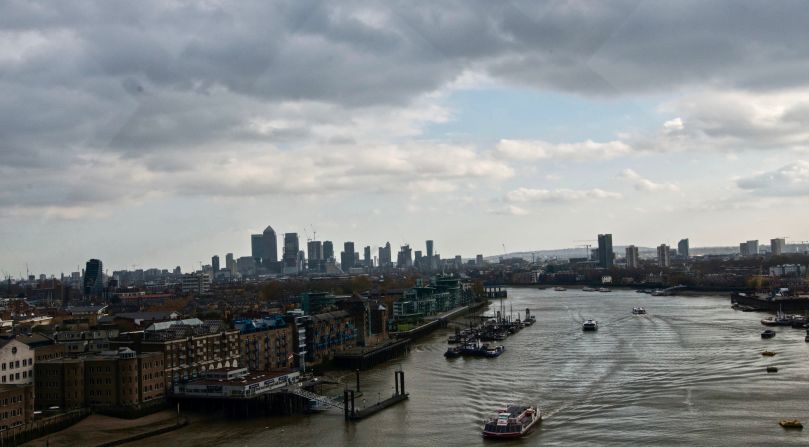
134,288,809,446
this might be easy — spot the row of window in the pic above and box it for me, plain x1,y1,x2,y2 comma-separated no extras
0,396,22,406
1,359,32,371
0,371,29,382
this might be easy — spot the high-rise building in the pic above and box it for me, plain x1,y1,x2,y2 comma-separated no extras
771,238,786,256
657,244,671,267
625,245,639,269
678,239,689,259
414,250,423,268
341,242,355,270
307,240,323,271
83,259,104,298
225,253,234,272
740,240,759,256
262,226,278,263
283,233,300,274
364,246,372,268
323,241,334,260
426,240,434,270
251,234,264,263
378,242,392,267
397,245,412,268
212,255,220,273
476,254,484,266
597,234,614,268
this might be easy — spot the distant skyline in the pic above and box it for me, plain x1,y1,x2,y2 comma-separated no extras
3,2,809,275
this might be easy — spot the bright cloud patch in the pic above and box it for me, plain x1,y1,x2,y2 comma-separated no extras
736,160,809,195
619,169,679,192
495,139,633,161
506,187,621,203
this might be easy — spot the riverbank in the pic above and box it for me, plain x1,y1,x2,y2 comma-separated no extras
22,410,183,447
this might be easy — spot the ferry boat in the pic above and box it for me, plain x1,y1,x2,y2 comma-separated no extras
482,404,541,439
632,307,646,315
582,320,598,331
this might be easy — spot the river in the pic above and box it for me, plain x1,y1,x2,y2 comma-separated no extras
132,288,809,446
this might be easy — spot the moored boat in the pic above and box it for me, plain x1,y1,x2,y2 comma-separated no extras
598,287,611,292
482,404,541,439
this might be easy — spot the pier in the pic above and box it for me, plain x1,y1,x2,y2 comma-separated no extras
344,370,408,421
485,285,508,299
334,338,411,370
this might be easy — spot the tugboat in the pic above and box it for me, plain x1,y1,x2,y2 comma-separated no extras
482,404,542,439
582,320,598,331
632,307,646,315
761,329,776,339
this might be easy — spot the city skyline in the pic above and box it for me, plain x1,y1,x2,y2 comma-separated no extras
4,2,809,275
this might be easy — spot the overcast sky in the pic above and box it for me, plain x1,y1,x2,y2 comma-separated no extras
3,0,809,275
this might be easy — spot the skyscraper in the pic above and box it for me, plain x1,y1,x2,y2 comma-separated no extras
212,255,220,273
678,238,689,259
251,234,264,263
414,250,423,268
771,238,785,256
397,245,412,268
83,259,104,298
323,241,334,260
657,244,671,267
262,225,278,263
597,234,614,268
341,242,355,270
625,245,639,269
379,242,392,267
426,240,434,270
225,253,234,272
307,240,323,271
283,233,300,274
364,246,372,268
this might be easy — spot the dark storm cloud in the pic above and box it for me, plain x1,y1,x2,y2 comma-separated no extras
2,0,809,211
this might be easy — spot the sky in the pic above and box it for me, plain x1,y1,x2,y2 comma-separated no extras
3,0,809,275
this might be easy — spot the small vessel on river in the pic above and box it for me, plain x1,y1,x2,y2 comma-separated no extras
482,404,541,439
582,320,598,331
761,329,776,339
632,307,646,315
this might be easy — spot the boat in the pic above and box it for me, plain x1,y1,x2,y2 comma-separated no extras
760,306,792,326
632,307,646,315
761,351,776,356
767,366,779,373
484,345,506,358
444,346,463,358
780,419,803,429
553,287,567,291
582,287,596,292
582,320,598,331
482,404,542,439
761,329,776,339
598,287,611,293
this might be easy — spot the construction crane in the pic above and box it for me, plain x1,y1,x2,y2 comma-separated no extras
574,240,596,259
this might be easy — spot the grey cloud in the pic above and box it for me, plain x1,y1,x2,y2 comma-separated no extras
736,161,809,195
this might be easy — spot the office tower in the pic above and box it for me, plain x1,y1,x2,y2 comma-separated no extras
83,259,104,297
397,245,412,268
262,226,278,263
251,234,264,263
225,253,234,272
341,242,355,270
414,250,423,268
597,234,614,268
426,240,434,270
364,246,372,268
476,254,483,266
454,255,462,269
212,255,220,273
323,241,334,260
657,244,671,267
379,242,392,267
283,233,300,273
678,239,689,259
740,240,759,256
625,245,639,269
771,238,785,256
